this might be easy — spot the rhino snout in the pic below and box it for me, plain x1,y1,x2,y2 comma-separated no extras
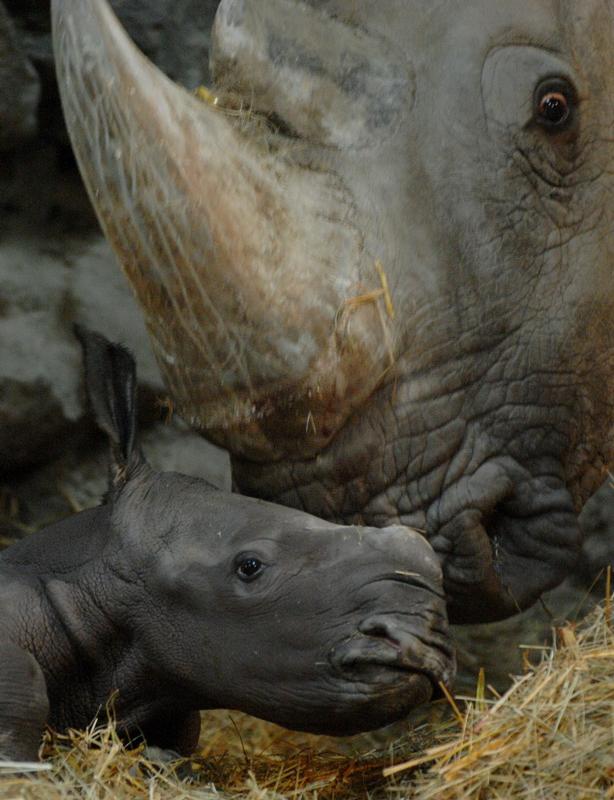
327,554,455,706
356,613,456,689
329,603,455,691
331,525,455,690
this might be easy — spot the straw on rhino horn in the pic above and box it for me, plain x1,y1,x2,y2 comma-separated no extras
52,0,614,624
0,328,454,762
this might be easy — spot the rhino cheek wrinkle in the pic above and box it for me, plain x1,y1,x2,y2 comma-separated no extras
0,328,454,761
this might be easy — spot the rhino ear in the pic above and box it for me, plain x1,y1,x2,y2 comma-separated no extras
75,325,143,485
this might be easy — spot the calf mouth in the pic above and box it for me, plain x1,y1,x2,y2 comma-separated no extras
329,614,456,698
330,647,447,698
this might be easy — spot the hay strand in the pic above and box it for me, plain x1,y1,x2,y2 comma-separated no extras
388,596,614,799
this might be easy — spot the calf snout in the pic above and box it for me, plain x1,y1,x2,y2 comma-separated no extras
358,612,455,687
332,524,455,688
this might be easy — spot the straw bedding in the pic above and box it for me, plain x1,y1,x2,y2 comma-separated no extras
1,591,612,799
390,590,614,799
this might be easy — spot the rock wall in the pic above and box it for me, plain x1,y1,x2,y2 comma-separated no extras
0,0,222,472
0,2,40,150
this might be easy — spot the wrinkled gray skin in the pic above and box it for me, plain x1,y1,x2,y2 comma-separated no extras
0,330,453,762
52,0,614,624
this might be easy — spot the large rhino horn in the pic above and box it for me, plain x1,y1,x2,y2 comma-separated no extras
52,0,404,460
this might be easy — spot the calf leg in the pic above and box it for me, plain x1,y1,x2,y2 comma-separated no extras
0,639,49,761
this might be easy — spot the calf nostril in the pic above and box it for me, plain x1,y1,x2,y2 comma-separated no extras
359,619,401,649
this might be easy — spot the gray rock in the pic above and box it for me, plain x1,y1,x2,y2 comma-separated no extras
43,420,231,520
6,0,217,95
141,421,231,493
0,227,163,472
0,1,40,150
0,214,232,478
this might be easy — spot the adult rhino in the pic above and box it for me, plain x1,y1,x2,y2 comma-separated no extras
52,0,614,622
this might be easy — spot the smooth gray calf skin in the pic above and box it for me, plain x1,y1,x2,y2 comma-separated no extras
51,0,614,624
0,329,453,761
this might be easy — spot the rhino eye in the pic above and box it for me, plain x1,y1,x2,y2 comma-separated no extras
235,556,265,582
534,79,574,129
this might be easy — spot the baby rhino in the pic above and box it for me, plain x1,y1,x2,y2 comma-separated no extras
0,329,454,761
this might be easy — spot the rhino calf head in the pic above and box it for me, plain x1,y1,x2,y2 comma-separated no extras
51,0,614,622
120,476,452,736
0,328,453,760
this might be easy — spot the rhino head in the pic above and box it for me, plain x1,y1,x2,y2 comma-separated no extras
52,0,614,622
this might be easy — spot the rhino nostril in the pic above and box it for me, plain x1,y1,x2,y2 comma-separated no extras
359,619,401,650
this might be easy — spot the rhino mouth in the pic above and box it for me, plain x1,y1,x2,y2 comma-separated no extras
428,458,582,622
329,615,455,697
330,646,449,695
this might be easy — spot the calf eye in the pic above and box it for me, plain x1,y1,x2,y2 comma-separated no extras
235,556,264,581
534,79,575,129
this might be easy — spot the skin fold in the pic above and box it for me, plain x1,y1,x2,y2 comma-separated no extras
0,330,454,761
50,0,614,621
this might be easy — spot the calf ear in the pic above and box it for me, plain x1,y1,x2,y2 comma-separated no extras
75,325,143,486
